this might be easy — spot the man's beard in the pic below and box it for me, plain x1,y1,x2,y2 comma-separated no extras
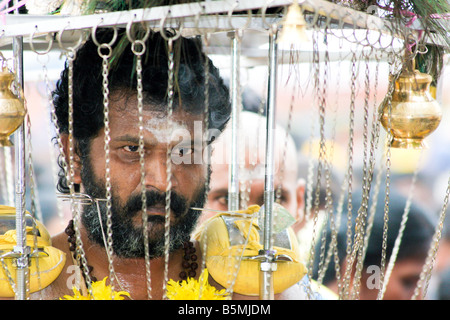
79,158,209,259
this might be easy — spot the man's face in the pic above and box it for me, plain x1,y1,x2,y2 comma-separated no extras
202,143,300,223
78,93,209,258
360,258,425,300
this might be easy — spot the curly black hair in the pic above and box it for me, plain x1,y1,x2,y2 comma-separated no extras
52,28,230,193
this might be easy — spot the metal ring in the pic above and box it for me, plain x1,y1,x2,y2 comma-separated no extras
260,0,275,29
159,10,183,42
193,7,203,35
306,2,321,28
131,40,146,56
91,20,118,47
227,1,252,30
417,44,428,55
29,26,53,55
126,14,151,43
97,43,113,59
57,23,87,52
366,19,383,49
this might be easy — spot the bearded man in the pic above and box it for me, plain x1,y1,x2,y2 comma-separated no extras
25,28,228,300
7,25,310,300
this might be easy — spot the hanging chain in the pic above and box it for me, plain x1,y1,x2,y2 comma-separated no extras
349,51,373,299
339,48,357,300
0,256,16,295
132,34,152,299
316,28,338,292
380,155,421,299
351,49,384,300
376,53,399,300
412,175,450,300
97,41,116,297
41,62,65,226
24,83,43,297
65,47,94,296
304,26,327,300
359,50,383,265
275,84,295,205
162,37,175,299
317,49,339,289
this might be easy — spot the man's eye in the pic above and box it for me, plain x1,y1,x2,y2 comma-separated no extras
216,195,228,206
172,146,193,157
123,145,139,152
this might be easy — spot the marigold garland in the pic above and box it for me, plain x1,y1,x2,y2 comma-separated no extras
60,277,131,300
60,268,226,300
166,268,229,300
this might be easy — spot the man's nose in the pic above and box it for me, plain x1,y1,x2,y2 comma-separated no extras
143,152,174,192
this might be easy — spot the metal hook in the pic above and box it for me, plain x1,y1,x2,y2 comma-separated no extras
260,0,275,30
159,9,183,42
193,6,204,35
307,1,321,28
91,19,118,47
29,26,53,56
227,1,252,31
57,23,87,58
126,13,151,43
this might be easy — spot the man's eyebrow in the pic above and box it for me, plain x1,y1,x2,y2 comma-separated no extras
113,135,141,144
209,188,228,195
114,134,196,146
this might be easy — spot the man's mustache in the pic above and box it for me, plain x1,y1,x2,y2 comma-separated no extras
121,189,189,219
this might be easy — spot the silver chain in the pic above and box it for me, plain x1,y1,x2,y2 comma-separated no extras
132,35,152,299
97,41,116,297
380,156,420,298
412,174,450,299
340,49,357,300
65,48,94,296
162,38,175,299
376,53,398,300
350,51,373,299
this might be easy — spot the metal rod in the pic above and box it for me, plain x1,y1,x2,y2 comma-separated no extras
260,25,278,300
0,0,399,38
227,31,240,212
13,33,29,300
1,0,289,37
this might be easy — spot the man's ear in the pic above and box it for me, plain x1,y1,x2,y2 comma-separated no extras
60,133,82,185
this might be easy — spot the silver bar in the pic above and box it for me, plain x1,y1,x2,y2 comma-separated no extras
0,0,423,45
13,33,28,300
227,31,240,212
0,0,291,37
260,26,278,301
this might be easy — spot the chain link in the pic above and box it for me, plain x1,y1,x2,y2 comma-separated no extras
412,175,450,299
376,53,399,300
97,41,116,297
162,38,175,299
339,49,357,300
64,48,94,297
131,34,152,300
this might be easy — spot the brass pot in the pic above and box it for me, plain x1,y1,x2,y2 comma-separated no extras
379,67,442,149
0,69,25,147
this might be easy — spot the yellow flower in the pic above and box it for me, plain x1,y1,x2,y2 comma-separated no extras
166,268,229,300
60,277,131,300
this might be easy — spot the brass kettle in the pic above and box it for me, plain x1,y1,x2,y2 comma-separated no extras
379,59,442,149
0,66,25,147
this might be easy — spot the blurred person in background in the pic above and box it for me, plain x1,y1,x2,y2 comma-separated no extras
312,186,436,300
